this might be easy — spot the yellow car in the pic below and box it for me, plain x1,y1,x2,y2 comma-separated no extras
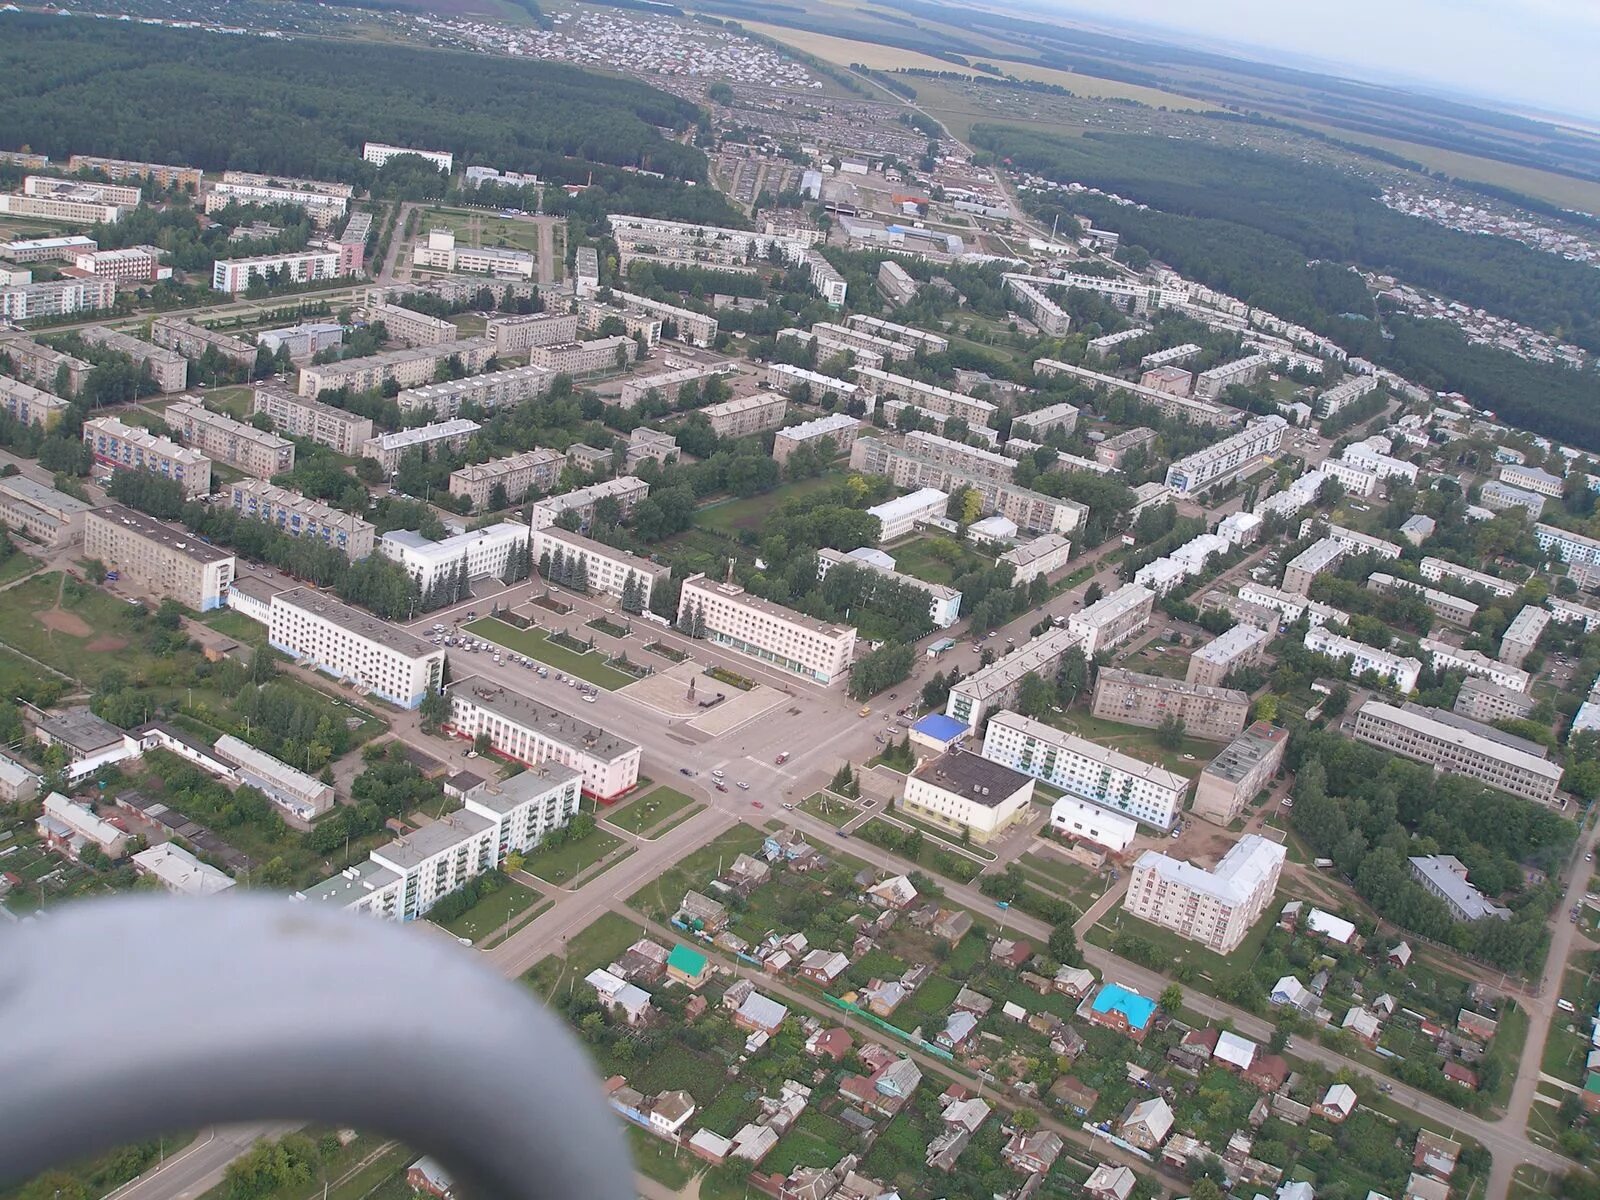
858,706,871,718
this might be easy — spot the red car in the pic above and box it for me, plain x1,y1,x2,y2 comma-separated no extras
774,753,789,765
751,800,764,808
714,782,728,793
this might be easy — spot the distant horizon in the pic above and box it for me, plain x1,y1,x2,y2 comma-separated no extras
997,0,1597,122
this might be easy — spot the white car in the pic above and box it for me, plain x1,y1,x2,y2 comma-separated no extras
737,781,749,790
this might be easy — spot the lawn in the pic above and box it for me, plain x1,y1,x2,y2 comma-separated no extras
526,827,629,887
694,473,841,537
604,785,702,838
203,608,268,640
1018,850,1106,913
433,878,546,945
195,384,255,420
523,910,649,1000
1482,1001,1529,1110
462,617,633,689
800,790,858,824
0,572,168,686
0,548,43,587
884,534,975,587
1089,905,1279,990
627,1126,697,1190
1047,709,1215,778
628,823,767,920
419,207,545,254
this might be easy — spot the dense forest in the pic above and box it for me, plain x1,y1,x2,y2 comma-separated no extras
0,16,711,186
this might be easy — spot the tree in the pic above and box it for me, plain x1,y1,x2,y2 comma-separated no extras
1017,671,1056,720
1082,580,1104,606
1159,983,1184,1013
1047,919,1080,966
419,686,449,734
1323,683,1350,718
1010,1109,1039,1131
1155,714,1186,750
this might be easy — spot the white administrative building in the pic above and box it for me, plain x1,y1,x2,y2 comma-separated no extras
267,587,444,709
677,573,856,686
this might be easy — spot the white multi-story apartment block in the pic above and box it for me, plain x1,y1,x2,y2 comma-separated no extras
267,587,444,709
946,627,1087,730
1367,572,1478,626
1536,523,1600,573
999,533,1073,584
395,363,553,421
1321,457,1379,498
528,336,636,377
1192,721,1289,826
0,476,91,547
901,749,1034,843
22,174,143,204
227,480,376,560
361,418,481,475
530,526,668,608
251,384,374,455
168,401,294,480
1193,353,1272,400
811,321,913,363
0,277,116,321
604,289,719,348
1420,637,1530,693
1455,677,1537,724
1548,596,1600,632
70,246,165,284
779,326,883,370
0,334,92,394
1304,520,1403,562
380,522,530,594
1187,623,1272,688
463,165,540,190
258,322,347,360
763,363,858,404
211,249,343,294
296,762,582,921
1124,835,1286,953
1350,700,1561,804
816,547,962,629
83,417,212,497
411,228,535,280
1479,480,1546,518
1304,626,1421,691
702,392,788,439
0,190,125,225
0,374,69,429
1313,374,1378,419
83,505,235,612
1164,416,1286,497
445,677,641,801
1140,343,1202,370
67,155,202,189
1341,441,1417,483
1237,582,1347,629
363,302,456,348
151,318,255,367
206,172,350,225
1499,464,1565,498
1419,555,1520,599
362,143,453,172
1068,584,1154,658
1282,538,1345,595
621,362,734,408
983,710,1189,830
1011,402,1082,441
1037,358,1239,425
448,448,564,511
678,573,856,686
845,315,947,355
529,477,649,532
1,235,98,263
1500,605,1550,669
772,413,860,467
298,338,493,397
485,311,580,354
802,249,848,307
1003,275,1071,335
576,299,661,348
855,367,998,429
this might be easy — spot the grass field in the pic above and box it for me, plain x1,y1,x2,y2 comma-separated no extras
0,572,161,686
885,535,971,586
203,608,268,640
694,473,841,537
462,617,633,689
195,384,256,420
1089,905,1278,989
628,823,767,920
0,549,43,588
433,878,546,945
1018,850,1106,913
418,206,544,254
1048,709,1216,778
526,827,629,887
604,785,701,838
522,909,645,1000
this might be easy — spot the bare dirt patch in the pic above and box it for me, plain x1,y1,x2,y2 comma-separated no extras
85,635,128,652
34,609,92,637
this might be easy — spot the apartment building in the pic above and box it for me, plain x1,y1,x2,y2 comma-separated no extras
810,321,912,363
297,763,582,921
396,363,553,421
268,587,444,709
1068,584,1154,658
20,173,141,205
901,750,1034,844
167,401,294,480
877,259,919,304
363,302,456,348
576,299,661,349
529,477,649,532
150,318,255,367
702,392,788,439
251,384,374,455
212,249,343,294
1091,669,1251,740
763,363,859,404
1536,523,1600,574
846,314,947,355
606,290,719,348
1548,596,1600,632
773,414,860,467
360,419,481,474
1125,836,1286,954
206,172,350,224
1164,417,1286,498
1350,700,1562,804
1004,275,1071,335
0,753,40,805
83,417,212,497
0,277,116,321
1193,353,1272,400
1499,463,1565,499
983,709,1189,830
991,534,1069,587
816,547,962,629
0,374,69,429
527,336,636,377
1007,403,1082,443
946,628,1087,730
0,235,98,263
1479,480,1546,518
445,677,641,801
411,228,535,280
1094,428,1156,469
1187,623,1271,688
215,734,335,821
678,573,856,686
227,480,376,560
1308,521,1403,562
1192,722,1289,826
1366,572,1477,626
1499,606,1550,669
1282,538,1344,595
855,367,998,429
1341,441,1417,483
1419,556,1520,599
76,326,187,392
0,190,125,225
1454,677,1536,724
1033,359,1234,427
0,334,92,394
84,505,235,612
1420,637,1530,693
573,247,599,297
530,526,668,608
67,155,202,190
485,311,580,354
71,245,165,284
1410,855,1511,922
37,791,130,861
257,322,346,361
380,522,529,594
362,143,453,172
621,362,734,408
1199,589,1284,638
851,436,1086,537
1141,344,1202,370
626,427,677,470
1234,583,1344,629
1322,457,1380,498
298,338,493,397
1313,374,1379,419
1304,626,1421,691
448,448,564,511
802,249,848,307
0,476,92,546
1141,365,1194,395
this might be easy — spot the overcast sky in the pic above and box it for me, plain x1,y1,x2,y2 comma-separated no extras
1013,0,1598,121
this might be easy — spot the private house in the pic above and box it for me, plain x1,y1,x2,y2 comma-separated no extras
1002,1129,1064,1175
1118,1097,1174,1150
667,944,711,989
